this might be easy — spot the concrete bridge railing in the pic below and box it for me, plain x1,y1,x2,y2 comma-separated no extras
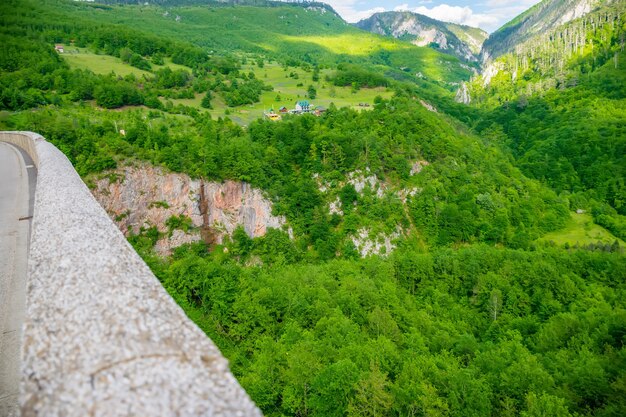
0,132,261,417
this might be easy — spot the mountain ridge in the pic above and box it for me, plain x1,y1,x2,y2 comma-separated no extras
355,11,488,63
481,0,614,61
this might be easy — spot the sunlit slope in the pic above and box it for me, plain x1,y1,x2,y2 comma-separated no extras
538,212,624,247
482,0,618,60
56,2,471,83
355,11,488,63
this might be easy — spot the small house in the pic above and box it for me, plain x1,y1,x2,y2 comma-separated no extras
265,111,281,122
279,106,289,113
54,44,64,53
295,100,310,113
314,106,326,116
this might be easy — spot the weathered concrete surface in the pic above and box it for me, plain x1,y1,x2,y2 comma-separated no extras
0,142,35,417
0,132,261,417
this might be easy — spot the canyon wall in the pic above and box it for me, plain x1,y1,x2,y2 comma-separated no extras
91,165,287,255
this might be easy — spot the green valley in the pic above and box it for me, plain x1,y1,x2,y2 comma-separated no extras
1,0,625,416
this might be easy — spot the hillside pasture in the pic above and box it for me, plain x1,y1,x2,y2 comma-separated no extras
538,212,624,247
201,61,394,124
61,47,191,78
61,47,152,77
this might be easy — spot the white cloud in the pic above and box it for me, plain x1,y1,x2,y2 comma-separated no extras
310,0,543,32
394,4,498,28
351,7,387,22
484,0,538,7
322,1,385,23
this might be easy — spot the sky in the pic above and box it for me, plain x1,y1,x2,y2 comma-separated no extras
317,0,543,33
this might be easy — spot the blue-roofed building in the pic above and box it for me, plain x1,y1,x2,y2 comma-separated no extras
295,100,310,113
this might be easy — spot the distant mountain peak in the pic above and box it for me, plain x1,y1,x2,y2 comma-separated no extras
481,0,615,61
355,11,488,63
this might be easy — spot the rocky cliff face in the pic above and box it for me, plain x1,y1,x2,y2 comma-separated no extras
481,0,608,61
91,165,288,255
355,11,488,62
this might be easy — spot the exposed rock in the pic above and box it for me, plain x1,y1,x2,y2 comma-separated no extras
348,169,385,198
329,197,343,216
312,172,332,193
154,229,202,257
558,0,593,25
455,83,471,104
351,228,402,257
314,170,385,198
419,100,437,113
355,11,488,62
92,165,287,255
481,62,504,86
397,187,422,204
410,160,430,176
481,0,604,61
203,181,285,238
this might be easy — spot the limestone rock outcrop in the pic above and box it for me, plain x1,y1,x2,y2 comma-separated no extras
92,165,287,255
355,11,488,62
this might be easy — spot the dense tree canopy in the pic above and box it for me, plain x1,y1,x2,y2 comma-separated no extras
1,1,625,416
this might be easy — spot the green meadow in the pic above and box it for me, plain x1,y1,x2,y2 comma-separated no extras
61,46,190,76
62,48,394,125
538,212,624,247
61,46,152,77
55,2,471,84
199,61,394,124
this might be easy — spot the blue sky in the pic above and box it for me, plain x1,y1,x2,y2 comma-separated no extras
318,0,542,32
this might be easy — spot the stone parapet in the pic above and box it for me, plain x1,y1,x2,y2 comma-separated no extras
0,132,261,417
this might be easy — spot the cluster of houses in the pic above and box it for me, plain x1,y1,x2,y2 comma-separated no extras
265,100,326,121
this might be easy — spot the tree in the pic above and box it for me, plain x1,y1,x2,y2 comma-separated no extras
201,90,212,109
119,47,133,63
230,226,253,258
521,392,572,417
348,365,393,417
489,289,503,322
312,66,320,82
339,184,358,213
310,360,359,417
307,85,317,99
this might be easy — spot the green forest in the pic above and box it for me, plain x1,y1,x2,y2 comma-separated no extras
1,0,625,416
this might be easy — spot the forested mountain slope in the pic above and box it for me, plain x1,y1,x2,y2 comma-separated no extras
474,49,626,215
463,0,626,243
481,0,618,61
0,0,570,249
355,11,488,63
1,0,625,416
478,0,625,89
44,0,471,84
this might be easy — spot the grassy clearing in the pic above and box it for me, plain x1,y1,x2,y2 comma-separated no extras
538,212,624,247
59,3,471,83
61,47,394,125
60,46,152,77
154,58,191,73
204,61,394,124
280,33,404,56
61,47,191,77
